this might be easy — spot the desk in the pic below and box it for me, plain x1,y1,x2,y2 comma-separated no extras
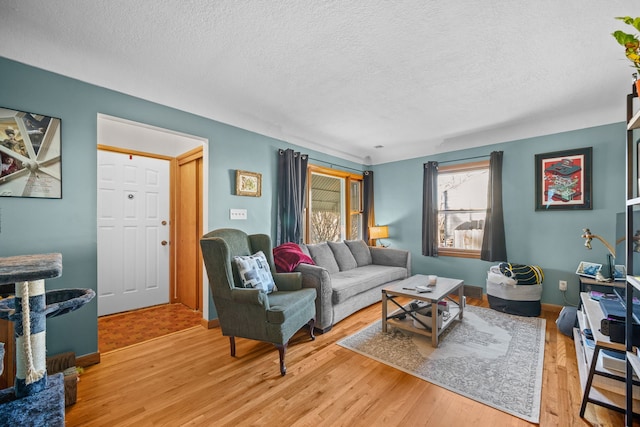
579,276,626,294
577,277,625,309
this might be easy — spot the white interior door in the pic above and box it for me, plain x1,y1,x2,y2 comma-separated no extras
97,150,170,316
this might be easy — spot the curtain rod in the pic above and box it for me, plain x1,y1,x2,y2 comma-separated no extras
437,154,490,165
308,156,365,173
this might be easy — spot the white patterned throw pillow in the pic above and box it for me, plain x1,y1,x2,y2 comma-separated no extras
233,251,277,293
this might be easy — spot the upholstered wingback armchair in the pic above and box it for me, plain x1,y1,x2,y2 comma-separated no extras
200,228,316,376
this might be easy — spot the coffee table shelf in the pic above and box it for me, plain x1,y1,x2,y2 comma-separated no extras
382,275,464,347
386,304,461,337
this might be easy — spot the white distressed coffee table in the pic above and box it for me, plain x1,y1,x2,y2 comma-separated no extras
382,275,464,347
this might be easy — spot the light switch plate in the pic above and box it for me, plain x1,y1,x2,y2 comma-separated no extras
230,209,247,220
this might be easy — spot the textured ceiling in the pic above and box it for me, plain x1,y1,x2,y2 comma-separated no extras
0,1,639,165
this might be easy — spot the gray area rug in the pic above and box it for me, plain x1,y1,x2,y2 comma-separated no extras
337,305,545,423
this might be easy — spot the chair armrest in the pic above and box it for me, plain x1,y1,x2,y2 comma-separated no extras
230,287,269,308
370,247,411,273
273,272,303,291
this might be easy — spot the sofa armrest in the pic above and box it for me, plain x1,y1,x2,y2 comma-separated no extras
370,247,411,274
273,272,303,291
295,263,333,331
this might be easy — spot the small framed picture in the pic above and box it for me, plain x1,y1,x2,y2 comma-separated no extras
235,170,261,197
535,147,592,211
614,265,627,281
575,261,602,279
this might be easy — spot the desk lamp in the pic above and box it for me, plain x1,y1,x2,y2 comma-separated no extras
581,228,615,280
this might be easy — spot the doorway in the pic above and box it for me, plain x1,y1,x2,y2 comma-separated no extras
96,114,208,350
97,150,171,316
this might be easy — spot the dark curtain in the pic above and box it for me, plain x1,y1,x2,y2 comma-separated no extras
481,151,507,261
422,161,439,256
276,148,308,246
362,171,374,244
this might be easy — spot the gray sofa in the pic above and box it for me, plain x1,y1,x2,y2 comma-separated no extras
295,240,411,333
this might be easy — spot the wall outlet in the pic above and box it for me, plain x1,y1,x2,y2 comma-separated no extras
559,280,567,291
230,209,247,220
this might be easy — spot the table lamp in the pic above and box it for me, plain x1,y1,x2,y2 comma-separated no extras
369,225,389,247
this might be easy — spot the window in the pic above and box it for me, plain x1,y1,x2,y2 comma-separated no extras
305,165,363,244
437,160,489,258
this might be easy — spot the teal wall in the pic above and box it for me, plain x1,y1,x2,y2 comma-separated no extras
0,55,625,359
0,56,361,358
373,123,626,305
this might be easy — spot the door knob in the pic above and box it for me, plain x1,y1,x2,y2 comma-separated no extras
161,240,168,246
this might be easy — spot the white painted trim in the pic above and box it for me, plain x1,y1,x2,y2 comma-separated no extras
96,113,210,322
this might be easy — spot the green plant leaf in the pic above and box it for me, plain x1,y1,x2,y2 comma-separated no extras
615,16,640,32
612,30,638,46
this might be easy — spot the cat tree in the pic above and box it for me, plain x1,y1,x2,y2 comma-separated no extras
0,253,94,426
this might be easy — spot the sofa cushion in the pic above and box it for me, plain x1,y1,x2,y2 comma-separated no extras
233,251,277,293
327,241,357,271
306,242,340,274
298,243,311,257
331,265,408,304
344,240,372,266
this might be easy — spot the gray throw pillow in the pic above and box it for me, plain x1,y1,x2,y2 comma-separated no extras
556,306,577,337
344,240,372,267
306,242,340,274
298,243,311,257
327,241,358,271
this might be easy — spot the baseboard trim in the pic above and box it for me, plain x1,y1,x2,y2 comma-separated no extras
202,318,219,329
541,302,562,314
463,285,483,299
77,352,100,368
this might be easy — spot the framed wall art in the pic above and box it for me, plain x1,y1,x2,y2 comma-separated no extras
0,107,61,198
235,170,261,197
535,147,592,211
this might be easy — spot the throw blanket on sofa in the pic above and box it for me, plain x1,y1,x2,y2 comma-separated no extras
498,262,544,285
273,242,315,273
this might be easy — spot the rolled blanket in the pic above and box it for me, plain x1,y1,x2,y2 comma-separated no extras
498,262,544,285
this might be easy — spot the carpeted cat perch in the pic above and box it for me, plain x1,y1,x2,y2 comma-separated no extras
0,253,95,427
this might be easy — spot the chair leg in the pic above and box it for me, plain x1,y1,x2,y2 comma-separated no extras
308,318,316,341
229,336,236,357
276,343,287,376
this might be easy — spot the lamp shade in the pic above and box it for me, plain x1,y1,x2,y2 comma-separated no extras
369,225,389,240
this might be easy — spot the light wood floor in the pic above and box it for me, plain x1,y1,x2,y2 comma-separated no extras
66,297,637,426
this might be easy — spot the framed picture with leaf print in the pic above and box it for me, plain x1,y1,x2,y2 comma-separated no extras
236,170,262,197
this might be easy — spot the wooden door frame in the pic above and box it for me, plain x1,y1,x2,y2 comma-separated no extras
174,146,204,309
